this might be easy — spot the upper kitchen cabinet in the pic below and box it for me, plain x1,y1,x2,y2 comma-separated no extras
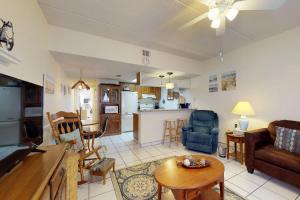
137,86,161,100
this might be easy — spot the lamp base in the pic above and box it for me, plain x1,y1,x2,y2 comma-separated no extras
238,116,249,131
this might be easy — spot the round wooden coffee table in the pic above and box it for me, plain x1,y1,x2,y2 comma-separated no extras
154,155,224,200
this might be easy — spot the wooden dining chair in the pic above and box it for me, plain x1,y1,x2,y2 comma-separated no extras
47,110,103,184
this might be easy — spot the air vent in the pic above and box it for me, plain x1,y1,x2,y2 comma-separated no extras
142,50,151,65
142,50,151,57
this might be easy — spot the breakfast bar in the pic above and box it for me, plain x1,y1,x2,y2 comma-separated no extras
134,109,194,146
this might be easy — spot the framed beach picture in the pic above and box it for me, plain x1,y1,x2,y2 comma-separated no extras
209,74,218,93
209,83,218,93
221,71,236,91
44,74,55,94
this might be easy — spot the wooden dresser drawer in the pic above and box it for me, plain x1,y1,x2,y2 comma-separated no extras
50,162,66,200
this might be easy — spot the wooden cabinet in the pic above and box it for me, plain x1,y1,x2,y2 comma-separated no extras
100,114,121,134
133,113,139,140
99,84,121,135
0,145,78,200
137,86,161,100
100,85,120,104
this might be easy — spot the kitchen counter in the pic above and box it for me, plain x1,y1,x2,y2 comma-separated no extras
135,109,194,146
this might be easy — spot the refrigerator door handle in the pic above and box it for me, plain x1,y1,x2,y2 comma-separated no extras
0,121,20,127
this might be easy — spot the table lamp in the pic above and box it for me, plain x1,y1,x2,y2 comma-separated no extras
231,101,255,131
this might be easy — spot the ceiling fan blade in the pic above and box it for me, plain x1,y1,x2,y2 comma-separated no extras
233,0,286,10
179,12,208,30
198,0,211,6
216,16,226,36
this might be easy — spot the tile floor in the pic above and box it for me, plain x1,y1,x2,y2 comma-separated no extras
78,132,300,200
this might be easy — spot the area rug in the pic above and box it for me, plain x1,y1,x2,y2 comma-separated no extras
111,157,245,200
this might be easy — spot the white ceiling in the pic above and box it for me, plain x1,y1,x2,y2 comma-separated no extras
39,0,300,61
50,52,198,82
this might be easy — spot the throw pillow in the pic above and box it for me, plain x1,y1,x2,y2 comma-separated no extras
59,129,84,152
274,126,300,154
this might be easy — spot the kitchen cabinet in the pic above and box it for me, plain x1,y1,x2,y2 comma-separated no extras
137,86,161,100
133,113,139,140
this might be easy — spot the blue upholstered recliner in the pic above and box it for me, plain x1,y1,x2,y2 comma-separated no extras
182,110,219,154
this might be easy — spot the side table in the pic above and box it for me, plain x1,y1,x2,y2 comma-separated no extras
226,132,245,164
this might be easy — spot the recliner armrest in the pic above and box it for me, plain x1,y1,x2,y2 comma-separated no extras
245,128,271,171
182,126,192,146
182,125,193,132
210,127,218,135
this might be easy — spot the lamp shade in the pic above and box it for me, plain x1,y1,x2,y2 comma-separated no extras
232,101,255,116
166,82,174,89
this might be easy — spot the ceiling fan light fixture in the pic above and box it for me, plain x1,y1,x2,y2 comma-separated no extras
211,18,221,29
226,8,239,21
166,82,175,89
165,72,174,89
208,7,220,21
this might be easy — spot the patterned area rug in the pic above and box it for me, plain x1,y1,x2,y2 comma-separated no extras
111,157,245,200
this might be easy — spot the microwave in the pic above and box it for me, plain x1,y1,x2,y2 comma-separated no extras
105,106,119,114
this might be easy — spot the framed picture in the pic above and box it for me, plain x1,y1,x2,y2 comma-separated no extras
209,74,218,83
208,74,218,93
43,74,55,94
221,71,236,91
209,83,218,93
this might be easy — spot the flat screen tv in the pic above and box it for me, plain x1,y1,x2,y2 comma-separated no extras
0,73,44,177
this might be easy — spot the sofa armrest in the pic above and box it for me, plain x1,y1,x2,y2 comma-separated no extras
245,128,271,172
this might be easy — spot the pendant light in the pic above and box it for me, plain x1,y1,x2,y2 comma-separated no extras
158,75,165,87
165,72,174,89
72,69,90,90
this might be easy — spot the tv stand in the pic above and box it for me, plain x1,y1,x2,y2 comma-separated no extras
31,148,46,153
0,145,79,200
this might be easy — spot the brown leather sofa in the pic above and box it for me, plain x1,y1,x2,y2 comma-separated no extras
245,120,300,188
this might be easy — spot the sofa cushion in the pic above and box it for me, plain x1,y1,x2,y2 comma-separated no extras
255,145,300,173
274,126,300,154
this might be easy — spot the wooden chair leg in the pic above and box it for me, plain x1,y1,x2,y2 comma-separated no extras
162,121,167,144
78,160,87,185
95,150,101,160
169,123,172,147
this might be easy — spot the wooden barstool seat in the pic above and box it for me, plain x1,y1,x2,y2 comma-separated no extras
163,119,177,147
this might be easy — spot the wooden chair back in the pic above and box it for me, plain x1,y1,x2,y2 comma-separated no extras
47,110,84,145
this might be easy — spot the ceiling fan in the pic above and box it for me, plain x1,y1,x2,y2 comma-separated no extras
179,0,286,36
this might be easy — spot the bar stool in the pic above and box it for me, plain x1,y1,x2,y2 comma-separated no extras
176,118,188,145
163,119,177,147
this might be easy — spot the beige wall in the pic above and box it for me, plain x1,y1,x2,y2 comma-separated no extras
190,26,300,143
0,0,74,145
48,26,205,75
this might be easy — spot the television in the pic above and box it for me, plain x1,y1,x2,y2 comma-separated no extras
0,73,44,177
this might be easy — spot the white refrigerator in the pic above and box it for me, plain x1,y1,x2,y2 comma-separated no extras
0,87,21,146
121,91,138,132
